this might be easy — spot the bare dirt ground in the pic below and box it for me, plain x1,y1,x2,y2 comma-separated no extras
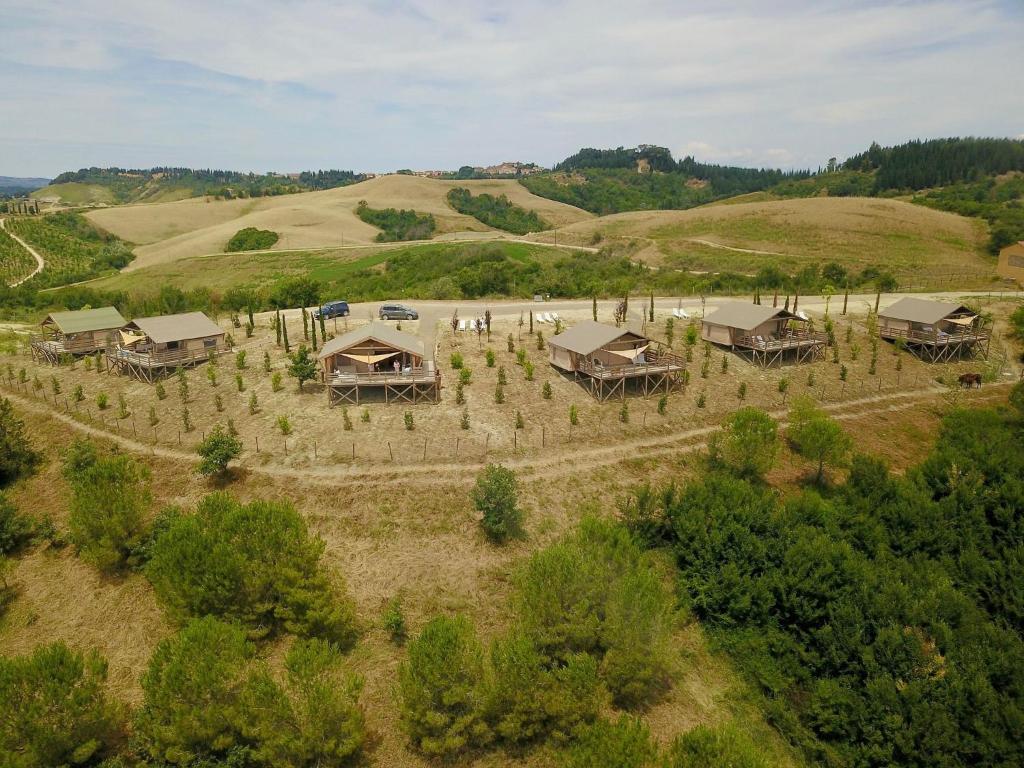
1,293,1019,767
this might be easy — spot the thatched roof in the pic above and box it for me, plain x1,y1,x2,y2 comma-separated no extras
42,307,125,334
128,312,224,343
547,320,646,356
702,303,800,331
318,322,425,361
879,297,974,325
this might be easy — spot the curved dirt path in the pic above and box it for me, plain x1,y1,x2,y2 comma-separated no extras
0,217,45,286
2,381,1011,488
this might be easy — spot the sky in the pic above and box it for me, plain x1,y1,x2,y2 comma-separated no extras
1,0,1022,178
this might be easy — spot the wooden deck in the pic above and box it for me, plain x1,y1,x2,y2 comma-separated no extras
29,335,107,365
732,330,828,367
573,349,686,401
106,344,229,382
879,326,990,362
325,369,441,405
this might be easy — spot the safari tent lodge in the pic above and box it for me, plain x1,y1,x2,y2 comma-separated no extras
701,303,826,367
107,311,228,381
319,322,439,405
547,320,685,401
877,297,989,362
30,307,127,364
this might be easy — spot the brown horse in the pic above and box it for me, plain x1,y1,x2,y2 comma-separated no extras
958,372,982,389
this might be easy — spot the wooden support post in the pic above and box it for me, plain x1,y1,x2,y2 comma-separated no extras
388,442,394,461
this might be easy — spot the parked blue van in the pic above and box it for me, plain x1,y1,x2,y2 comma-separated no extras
314,300,350,319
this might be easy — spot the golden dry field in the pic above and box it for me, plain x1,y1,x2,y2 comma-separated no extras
85,175,593,271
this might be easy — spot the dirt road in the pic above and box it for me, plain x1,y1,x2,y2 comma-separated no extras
0,217,45,286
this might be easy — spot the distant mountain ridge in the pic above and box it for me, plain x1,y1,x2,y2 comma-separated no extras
0,176,51,193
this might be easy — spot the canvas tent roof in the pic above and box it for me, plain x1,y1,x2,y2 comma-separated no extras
43,307,126,334
702,304,800,331
879,297,974,325
318,322,425,361
128,312,223,343
547,320,646,356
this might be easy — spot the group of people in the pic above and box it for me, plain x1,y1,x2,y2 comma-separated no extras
370,358,405,374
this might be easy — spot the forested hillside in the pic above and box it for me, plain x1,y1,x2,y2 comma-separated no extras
521,145,806,215
37,167,369,204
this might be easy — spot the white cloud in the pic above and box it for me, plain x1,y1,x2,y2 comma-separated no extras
0,0,1021,175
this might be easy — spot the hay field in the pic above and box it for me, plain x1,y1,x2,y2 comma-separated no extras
536,196,994,284
85,175,592,271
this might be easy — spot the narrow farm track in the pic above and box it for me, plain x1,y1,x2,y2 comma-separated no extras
1,380,1011,488
0,217,46,286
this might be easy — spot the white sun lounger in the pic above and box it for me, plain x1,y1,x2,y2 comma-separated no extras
679,308,690,319
537,313,549,323
458,319,467,332
796,310,809,321
549,312,560,322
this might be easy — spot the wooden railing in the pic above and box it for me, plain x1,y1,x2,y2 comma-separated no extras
735,330,828,351
325,368,440,385
878,325,989,345
109,343,230,368
575,348,686,379
29,334,107,355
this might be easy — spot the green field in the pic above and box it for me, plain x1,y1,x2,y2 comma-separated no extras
6,212,134,287
30,182,116,205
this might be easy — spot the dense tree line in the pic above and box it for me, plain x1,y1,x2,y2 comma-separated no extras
844,137,1024,191
534,145,808,214
914,175,1024,254
622,395,1024,767
446,188,551,234
49,166,367,203
355,200,436,241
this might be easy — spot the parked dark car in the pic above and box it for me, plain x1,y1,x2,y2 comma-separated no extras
379,303,419,320
314,300,350,319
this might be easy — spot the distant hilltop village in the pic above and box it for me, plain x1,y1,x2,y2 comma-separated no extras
404,161,545,179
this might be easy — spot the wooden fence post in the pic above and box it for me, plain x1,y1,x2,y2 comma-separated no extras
255,435,260,453
388,442,394,461
422,438,427,461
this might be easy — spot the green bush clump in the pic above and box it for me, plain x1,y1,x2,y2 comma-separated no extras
0,492,33,554
447,188,550,234
145,493,358,645
196,424,243,476
513,518,674,708
708,406,779,480
0,642,125,767
560,715,658,768
472,464,523,543
136,616,365,766
0,398,41,485
356,200,436,242
399,614,492,757
225,227,279,252
65,442,152,572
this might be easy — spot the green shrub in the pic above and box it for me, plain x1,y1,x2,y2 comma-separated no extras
398,615,491,757
155,381,166,400
360,408,370,423
561,715,658,768
277,415,292,435
263,350,272,372
569,404,578,425
543,381,553,399
207,364,218,387
214,393,224,412
196,424,243,476
235,373,245,392
0,642,124,767
486,349,496,367
516,348,527,366
66,447,151,572
665,724,769,768
515,410,525,430
657,395,668,415
96,392,108,410
619,402,629,423
524,361,535,381
72,384,84,402
513,518,674,707
461,410,470,430
708,407,779,480
342,408,353,431
450,352,464,369
383,596,407,643
697,392,706,408
225,227,279,252
459,367,472,385
0,492,33,554
404,411,415,430
0,397,41,485
787,396,853,485
249,391,259,414
135,616,254,764
494,382,505,404
145,493,358,644
455,380,465,405
235,350,247,369
473,464,523,543
488,632,603,746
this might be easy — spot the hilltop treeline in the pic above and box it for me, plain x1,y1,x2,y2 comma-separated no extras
845,137,1024,191
47,166,368,203
524,144,808,215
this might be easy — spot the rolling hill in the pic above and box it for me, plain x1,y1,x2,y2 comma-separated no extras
85,174,592,271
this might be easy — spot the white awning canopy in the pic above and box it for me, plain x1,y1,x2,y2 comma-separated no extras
946,316,975,326
120,330,146,346
338,350,401,365
606,344,649,361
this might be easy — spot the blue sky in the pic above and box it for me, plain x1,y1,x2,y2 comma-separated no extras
1,0,1022,177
